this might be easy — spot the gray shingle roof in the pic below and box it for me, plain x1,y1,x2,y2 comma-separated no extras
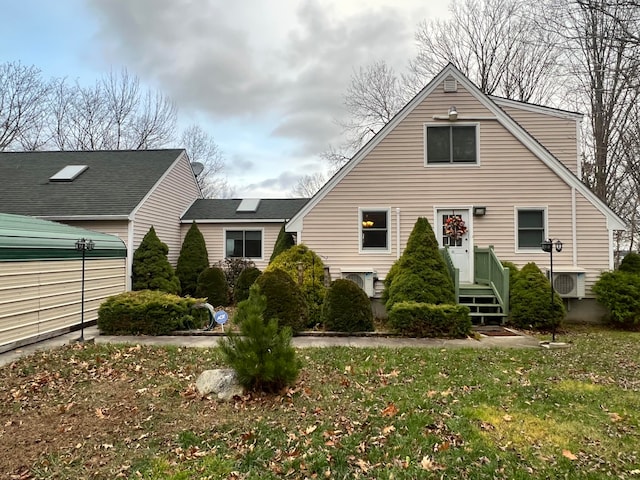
0,150,186,217
182,198,309,221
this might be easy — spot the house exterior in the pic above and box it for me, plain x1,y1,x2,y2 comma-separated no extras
0,214,126,352
0,149,202,288
286,64,626,322
181,198,308,271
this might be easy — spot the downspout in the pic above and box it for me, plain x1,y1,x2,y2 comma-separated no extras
396,208,401,259
571,187,577,267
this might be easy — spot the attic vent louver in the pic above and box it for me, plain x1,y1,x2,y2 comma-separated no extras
443,76,458,93
237,198,261,213
49,165,89,182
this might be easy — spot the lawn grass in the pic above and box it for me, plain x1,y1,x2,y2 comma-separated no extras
0,325,638,479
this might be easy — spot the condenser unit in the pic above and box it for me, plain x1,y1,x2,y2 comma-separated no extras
548,270,586,299
341,270,376,297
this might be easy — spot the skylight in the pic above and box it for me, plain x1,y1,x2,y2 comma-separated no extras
236,198,261,212
49,165,89,182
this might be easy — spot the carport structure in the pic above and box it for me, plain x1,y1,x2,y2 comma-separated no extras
0,214,126,352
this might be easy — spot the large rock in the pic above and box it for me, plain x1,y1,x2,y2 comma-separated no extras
196,368,244,401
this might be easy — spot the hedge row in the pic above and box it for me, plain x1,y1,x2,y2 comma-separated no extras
388,301,471,338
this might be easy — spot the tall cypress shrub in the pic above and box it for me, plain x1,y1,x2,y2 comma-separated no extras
269,224,295,263
132,226,181,294
382,217,455,310
176,222,209,296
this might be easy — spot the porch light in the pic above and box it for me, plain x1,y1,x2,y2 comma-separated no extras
75,238,95,342
448,105,458,121
473,206,486,217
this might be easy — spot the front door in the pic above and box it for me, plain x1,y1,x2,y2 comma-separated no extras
437,209,472,283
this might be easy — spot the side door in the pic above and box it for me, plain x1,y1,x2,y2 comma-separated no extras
437,209,472,283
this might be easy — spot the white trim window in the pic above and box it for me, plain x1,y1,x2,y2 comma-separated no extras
360,208,390,252
516,208,546,250
225,229,263,258
425,123,479,165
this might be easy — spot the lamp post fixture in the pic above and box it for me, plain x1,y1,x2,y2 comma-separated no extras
541,238,562,342
76,238,95,342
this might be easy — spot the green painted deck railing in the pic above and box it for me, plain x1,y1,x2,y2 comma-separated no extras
439,247,459,300
474,245,509,316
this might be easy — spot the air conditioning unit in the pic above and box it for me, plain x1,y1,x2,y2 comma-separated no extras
548,270,586,299
342,270,376,297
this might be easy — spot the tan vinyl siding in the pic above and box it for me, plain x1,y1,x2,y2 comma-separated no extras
192,223,284,271
0,258,125,351
575,193,611,294
498,105,580,175
134,153,201,265
300,82,608,291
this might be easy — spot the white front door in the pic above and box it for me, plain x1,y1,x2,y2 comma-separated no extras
437,209,472,283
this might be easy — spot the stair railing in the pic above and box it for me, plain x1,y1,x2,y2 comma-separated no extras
474,245,509,316
439,247,459,300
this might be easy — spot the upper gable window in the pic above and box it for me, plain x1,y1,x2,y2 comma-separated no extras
425,125,478,165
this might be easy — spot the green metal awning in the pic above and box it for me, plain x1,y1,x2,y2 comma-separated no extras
0,213,126,261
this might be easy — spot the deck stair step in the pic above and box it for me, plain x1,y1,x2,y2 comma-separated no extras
458,283,506,326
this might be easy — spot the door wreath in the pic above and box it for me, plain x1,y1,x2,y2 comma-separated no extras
444,215,467,240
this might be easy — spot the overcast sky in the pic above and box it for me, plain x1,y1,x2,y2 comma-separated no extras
2,0,452,198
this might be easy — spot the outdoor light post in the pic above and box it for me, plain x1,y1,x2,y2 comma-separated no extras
541,238,563,342
76,238,95,342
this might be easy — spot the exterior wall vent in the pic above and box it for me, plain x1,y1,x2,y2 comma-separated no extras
443,76,458,93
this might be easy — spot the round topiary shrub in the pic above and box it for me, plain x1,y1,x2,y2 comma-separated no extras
196,267,229,307
234,266,262,304
619,252,640,274
508,262,564,330
592,270,640,328
255,268,308,333
267,244,325,325
321,279,374,332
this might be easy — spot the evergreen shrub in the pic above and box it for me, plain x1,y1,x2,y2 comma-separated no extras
255,268,308,333
592,270,640,328
98,290,205,335
176,222,209,296
219,285,301,392
132,227,181,294
196,267,229,307
508,262,564,330
269,224,295,263
234,266,261,304
388,301,471,338
321,279,374,332
619,252,640,274
382,217,455,310
267,244,325,325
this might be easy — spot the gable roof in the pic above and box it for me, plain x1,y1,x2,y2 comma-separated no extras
287,63,625,232
182,198,309,223
0,149,189,219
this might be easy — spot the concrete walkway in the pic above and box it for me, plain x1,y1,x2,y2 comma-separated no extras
0,325,542,367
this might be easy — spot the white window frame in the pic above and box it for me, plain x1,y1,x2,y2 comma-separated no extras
515,207,548,253
223,228,264,260
424,122,480,166
359,207,391,254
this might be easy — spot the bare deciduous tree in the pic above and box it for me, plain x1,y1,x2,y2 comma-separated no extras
291,172,326,198
180,124,230,198
0,62,50,151
409,0,562,104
